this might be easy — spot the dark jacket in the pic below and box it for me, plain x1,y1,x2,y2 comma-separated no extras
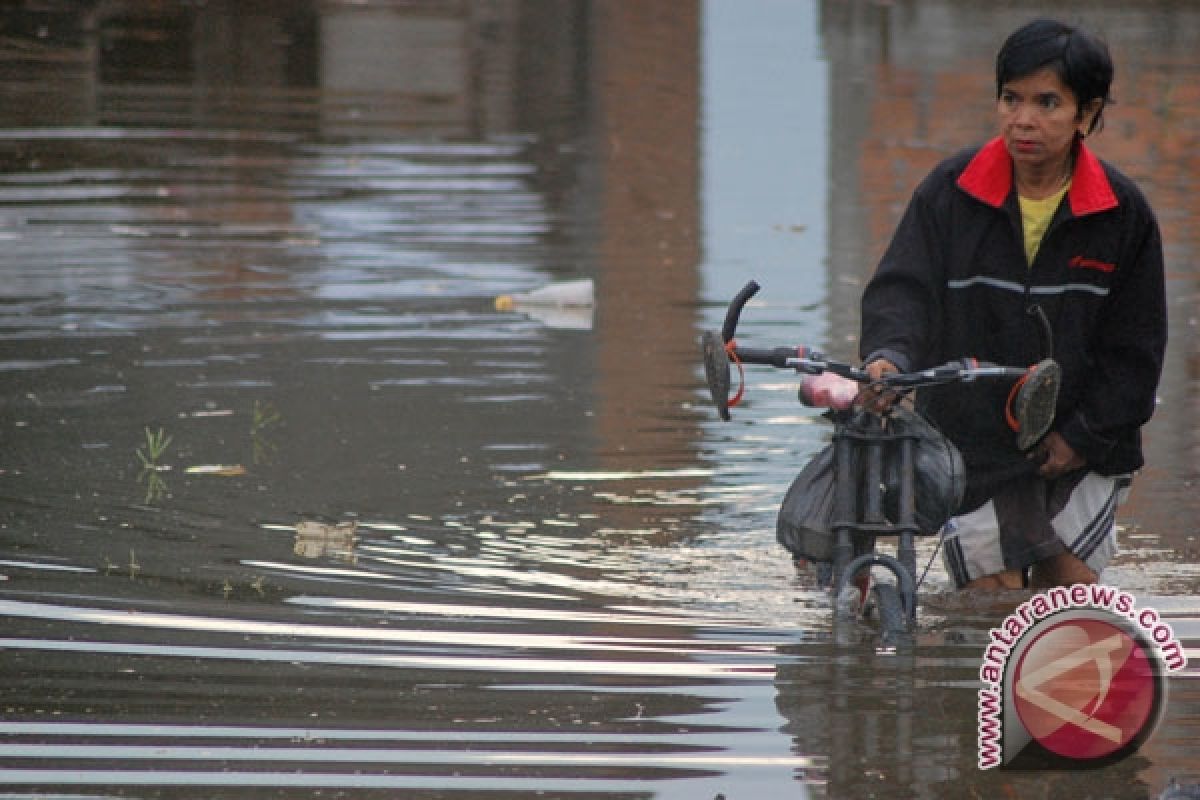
860,137,1166,509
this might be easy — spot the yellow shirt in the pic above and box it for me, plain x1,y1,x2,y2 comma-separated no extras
1019,182,1070,265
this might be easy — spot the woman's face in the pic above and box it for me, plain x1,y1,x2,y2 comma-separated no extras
997,67,1100,172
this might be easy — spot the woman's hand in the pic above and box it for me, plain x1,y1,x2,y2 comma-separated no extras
1033,431,1086,478
856,358,900,414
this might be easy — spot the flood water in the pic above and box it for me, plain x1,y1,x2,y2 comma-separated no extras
0,2,1197,798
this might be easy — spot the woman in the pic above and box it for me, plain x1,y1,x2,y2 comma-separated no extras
858,19,1167,590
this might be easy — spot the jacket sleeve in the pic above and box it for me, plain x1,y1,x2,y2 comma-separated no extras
859,179,945,372
1059,201,1167,467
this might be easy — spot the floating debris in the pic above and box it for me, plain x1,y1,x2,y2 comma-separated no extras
184,465,247,476
494,279,594,330
294,520,358,563
494,278,594,310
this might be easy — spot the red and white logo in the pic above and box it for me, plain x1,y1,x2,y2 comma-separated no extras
976,585,1185,769
1012,616,1158,761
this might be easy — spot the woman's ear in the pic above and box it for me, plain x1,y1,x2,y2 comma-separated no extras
1078,97,1104,136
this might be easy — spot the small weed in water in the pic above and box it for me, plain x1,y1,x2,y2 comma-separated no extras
251,400,281,436
136,426,173,503
250,400,282,464
136,427,173,469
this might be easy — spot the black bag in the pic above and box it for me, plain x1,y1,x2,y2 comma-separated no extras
776,441,841,562
883,406,966,534
776,408,965,562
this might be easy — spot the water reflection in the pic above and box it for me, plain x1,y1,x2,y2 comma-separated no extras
0,1,776,796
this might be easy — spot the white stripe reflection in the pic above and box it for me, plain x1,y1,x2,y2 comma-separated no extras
0,638,777,678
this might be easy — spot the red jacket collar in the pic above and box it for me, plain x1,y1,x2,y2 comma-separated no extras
956,136,1118,216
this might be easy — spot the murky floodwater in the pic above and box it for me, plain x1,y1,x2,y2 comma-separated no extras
0,2,1197,798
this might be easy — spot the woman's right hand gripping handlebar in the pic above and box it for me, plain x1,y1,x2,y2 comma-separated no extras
857,358,900,414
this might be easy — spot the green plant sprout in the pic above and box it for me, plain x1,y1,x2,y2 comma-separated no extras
136,427,173,469
250,400,282,464
136,426,173,504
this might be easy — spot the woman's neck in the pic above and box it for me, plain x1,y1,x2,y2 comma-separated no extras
1015,156,1074,200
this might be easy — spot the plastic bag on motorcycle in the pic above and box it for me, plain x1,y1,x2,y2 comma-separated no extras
776,407,965,562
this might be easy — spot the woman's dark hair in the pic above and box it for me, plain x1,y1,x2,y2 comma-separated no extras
995,19,1114,134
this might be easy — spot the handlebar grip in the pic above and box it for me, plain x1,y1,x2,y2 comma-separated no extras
974,366,1032,380
721,280,760,343
733,346,801,369
881,361,1030,387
